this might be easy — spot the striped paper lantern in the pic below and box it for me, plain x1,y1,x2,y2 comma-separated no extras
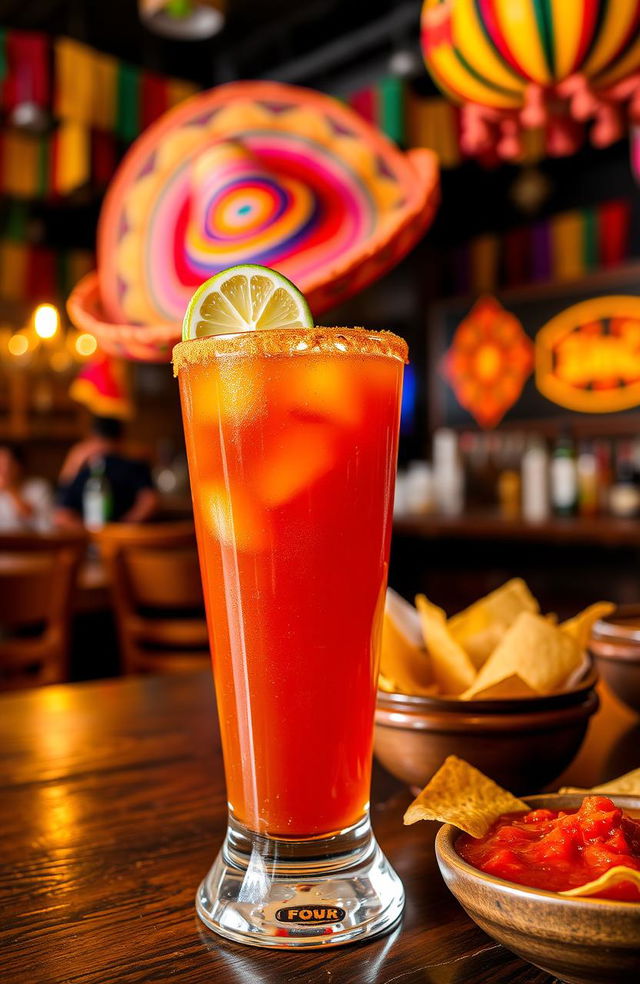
421,0,640,159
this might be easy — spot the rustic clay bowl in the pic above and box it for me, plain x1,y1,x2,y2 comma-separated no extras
436,793,640,984
590,605,640,714
374,669,599,794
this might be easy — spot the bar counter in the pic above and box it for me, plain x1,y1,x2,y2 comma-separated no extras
0,670,637,983
394,513,640,548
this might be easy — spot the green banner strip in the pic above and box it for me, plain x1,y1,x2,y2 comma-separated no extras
378,76,405,145
116,63,141,143
583,206,598,270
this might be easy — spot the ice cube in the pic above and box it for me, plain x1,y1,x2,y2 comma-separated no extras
187,362,263,425
286,360,363,428
200,480,270,552
257,423,335,507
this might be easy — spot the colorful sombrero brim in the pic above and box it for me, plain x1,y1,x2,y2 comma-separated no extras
68,80,439,362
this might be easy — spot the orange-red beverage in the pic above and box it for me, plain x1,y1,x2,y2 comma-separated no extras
174,327,405,839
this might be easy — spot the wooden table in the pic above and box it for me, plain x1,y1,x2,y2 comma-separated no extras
0,674,637,984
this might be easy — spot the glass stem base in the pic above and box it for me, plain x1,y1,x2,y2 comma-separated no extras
196,813,405,948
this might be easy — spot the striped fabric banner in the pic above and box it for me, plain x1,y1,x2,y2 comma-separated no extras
449,199,633,294
0,239,94,304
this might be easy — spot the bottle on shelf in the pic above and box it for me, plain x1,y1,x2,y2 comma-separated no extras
432,429,464,517
550,433,578,518
577,440,598,519
609,440,640,519
496,432,523,520
594,439,613,515
403,460,434,516
521,434,549,522
82,456,113,531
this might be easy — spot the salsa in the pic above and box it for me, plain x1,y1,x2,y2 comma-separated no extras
457,795,640,901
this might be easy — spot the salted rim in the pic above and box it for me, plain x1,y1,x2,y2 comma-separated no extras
172,326,408,375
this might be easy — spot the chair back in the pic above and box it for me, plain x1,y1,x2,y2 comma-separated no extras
0,532,87,691
95,522,209,675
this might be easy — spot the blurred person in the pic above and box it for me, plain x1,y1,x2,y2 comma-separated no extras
55,416,158,529
0,444,54,533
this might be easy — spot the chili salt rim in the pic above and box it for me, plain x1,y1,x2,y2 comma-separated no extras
172,326,408,375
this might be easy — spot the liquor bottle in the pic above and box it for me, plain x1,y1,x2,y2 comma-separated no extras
550,434,577,518
432,428,464,516
594,439,613,514
577,440,598,518
521,434,549,522
404,460,434,515
83,456,113,531
497,432,523,520
609,440,640,519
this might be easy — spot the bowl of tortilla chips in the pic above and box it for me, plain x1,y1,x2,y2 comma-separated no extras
374,580,610,792
407,757,640,984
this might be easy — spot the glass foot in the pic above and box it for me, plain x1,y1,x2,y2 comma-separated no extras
196,814,405,948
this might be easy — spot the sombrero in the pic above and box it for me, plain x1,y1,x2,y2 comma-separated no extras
68,80,439,361
69,353,133,419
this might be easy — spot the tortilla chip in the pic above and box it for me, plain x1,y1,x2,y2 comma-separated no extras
561,602,615,651
415,596,476,695
448,578,539,669
404,755,527,837
560,865,640,898
464,612,581,699
464,673,540,701
381,589,435,696
560,767,640,797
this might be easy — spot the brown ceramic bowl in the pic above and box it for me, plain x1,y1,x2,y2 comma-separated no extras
590,605,640,714
374,668,599,794
436,793,640,984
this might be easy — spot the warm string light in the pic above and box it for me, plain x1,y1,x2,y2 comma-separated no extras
75,332,98,357
4,302,98,368
34,303,59,339
8,333,29,357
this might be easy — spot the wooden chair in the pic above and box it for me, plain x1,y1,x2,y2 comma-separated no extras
95,522,210,675
0,532,87,691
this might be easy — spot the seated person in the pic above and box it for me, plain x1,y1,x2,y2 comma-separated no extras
0,444,53,533
55,416,158,528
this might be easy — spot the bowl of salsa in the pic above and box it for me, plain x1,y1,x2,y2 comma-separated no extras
435,793,640,984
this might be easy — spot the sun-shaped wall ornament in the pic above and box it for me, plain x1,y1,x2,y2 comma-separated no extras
442,296,534,428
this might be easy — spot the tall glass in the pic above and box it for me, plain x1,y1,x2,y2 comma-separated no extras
174,325,406,947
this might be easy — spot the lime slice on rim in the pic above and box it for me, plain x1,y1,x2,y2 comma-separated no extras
182,264,313,341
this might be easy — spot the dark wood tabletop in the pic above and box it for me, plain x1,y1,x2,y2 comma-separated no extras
0,672,637,984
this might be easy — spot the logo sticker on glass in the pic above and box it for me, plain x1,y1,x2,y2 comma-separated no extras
275,906,346,924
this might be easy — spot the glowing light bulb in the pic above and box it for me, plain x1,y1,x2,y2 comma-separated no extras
34,303,59,339
75,332,97,357
8,333,29,357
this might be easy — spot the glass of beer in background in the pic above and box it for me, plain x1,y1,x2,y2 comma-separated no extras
174,319,406,947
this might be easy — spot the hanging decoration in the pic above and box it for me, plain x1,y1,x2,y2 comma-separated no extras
0,235,94,305
0,32,198,200
139,0,225,40
420,0,640,160
442,296,534,428
2,31,49,132
67,80,439,362
448,198,632,296
631,125,640,181
70,353,132,419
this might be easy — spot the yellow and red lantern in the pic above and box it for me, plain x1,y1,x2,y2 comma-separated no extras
421,0,640,159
